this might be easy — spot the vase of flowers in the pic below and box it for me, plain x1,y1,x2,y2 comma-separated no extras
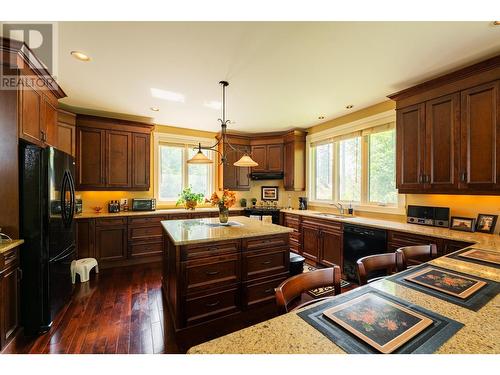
176,187,205,210
208,190,236,224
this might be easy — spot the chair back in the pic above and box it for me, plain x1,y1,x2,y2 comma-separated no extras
396,244,438,270
275,266,341,313
356,253,398,286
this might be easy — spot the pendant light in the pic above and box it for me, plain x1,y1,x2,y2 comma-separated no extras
186,81,258,167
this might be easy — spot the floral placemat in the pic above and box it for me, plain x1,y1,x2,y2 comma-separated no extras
297,287,463,354
445,248,500,269
386,264,500,311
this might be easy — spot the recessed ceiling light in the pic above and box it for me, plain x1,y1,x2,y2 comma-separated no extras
150,88,185,103
345,104,354,109
318,116,325,120
150,107,159,112
70,51,90,61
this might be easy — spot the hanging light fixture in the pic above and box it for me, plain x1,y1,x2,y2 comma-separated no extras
186,81,258,167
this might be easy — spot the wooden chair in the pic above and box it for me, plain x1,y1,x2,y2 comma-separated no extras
356,253,398,286
274,266,341,314
396,244,438,271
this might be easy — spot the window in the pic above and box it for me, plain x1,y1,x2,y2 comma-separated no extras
309,124,401,211
157,138,214,203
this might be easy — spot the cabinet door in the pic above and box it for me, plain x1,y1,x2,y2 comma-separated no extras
251,145,267,172
319,228,342,268
76,219,96,259
76,127,106,189
42,98,58,148
396,104,426,191
132,133,150,190
236,146,251,190
1,267,20,346
266,144,283,172
95,226,128,262
425,93,460,191
222,149,238,190
19,82,43,146
301,224,320,262
460,81,500,190
106,130,132,188
284,141,294,189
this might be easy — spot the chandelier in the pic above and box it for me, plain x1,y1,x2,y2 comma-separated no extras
187,81,258,167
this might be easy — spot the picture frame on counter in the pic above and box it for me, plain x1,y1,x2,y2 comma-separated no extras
261,186,279,201
475,214,498,234
450,216,476,232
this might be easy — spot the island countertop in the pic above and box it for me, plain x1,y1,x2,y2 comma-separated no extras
161,216,293,246
0,239,24,254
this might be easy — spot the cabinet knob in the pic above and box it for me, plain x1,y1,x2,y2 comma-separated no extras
460,171,467,182
205,300,220,308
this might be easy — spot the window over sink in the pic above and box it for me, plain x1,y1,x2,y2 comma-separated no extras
308,114,404,214
154,133,215,205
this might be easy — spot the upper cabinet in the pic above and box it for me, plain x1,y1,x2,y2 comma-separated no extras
250,143,283,173
389,55,500,195
57,109,76,156
218,134,251,191
283,130,306,191
76,115,153,191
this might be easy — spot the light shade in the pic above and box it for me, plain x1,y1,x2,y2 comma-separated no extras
187,150,213,164
234,154,258,167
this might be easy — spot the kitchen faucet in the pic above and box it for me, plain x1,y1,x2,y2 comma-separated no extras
330,202,344,215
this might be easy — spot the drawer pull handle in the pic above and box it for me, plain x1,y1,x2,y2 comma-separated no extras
209,247,219,252
263,288,273,294
205,270,220,276
205,300,220,307
261,260,272,265
4,253,17,261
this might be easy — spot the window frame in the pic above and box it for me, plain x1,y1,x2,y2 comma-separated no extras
306,110,405,214
153,132,216,206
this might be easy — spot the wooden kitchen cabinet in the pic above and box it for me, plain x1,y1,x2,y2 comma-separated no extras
0,246,21,350
460,81,500,191
389,56,500,195
95,219,128,263
319,226,343,267
301,217,343,267
283,130,306,191
57,109,76,156
301,223,320,262
76,219,96,259
218,134,251,191
76,115,153,191
250,144,283,173
250,145,267,172
42,98,58,148
19,81,42,146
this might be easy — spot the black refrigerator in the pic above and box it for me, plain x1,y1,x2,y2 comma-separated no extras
19,143,76,335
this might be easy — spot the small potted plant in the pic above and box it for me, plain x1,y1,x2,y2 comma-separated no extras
176,187,205,210
208,190,236,223
251,198,257,208
239,198,247,208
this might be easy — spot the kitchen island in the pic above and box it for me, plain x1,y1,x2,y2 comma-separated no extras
188,238,500,354
161,216,293,350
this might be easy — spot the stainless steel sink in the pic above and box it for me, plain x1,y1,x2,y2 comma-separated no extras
311,212,345,219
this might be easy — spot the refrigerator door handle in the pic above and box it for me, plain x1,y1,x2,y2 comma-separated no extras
60,171,69,226
67,171,76,225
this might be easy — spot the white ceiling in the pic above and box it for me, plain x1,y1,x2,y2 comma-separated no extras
56,22,500,132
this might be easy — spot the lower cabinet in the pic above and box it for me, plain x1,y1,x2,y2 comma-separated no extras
301,224,320,262
301,217,343,268
0,246,21,351
387,230,474,256
96,222,128,263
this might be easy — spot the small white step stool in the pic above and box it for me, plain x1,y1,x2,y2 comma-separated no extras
71,258,99,284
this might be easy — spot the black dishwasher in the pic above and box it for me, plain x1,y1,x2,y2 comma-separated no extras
343,224,388,282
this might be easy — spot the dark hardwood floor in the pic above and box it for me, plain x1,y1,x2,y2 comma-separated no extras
2,263,180,354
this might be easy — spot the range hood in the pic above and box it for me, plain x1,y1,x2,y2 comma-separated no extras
250,172,284,180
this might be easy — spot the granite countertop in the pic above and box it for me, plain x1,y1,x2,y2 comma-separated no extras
188,251,500,354
161,216,293,246
75,206,244,219
282,209,500,251
0,239,24,254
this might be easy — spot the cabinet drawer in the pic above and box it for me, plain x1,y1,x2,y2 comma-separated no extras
243,235,288,251
128,225,163,241
129,242,163,258
290,231,301,242
128,215,164,227
181,240,239,261
242,247,289,281
387,231,437,246
184,287,239,326
183,254,240,293
0,248,20,272
243,276,287,308
302,217,342,231
95,217,127,227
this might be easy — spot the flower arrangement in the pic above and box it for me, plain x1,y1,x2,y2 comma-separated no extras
208,190,236,223
176,187,205,210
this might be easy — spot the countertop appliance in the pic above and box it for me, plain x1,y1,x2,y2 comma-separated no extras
343,224,388,282
131,198,156,211
108,200,120,213
407,205,450,228
19,144,76,335
244,207,281,224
